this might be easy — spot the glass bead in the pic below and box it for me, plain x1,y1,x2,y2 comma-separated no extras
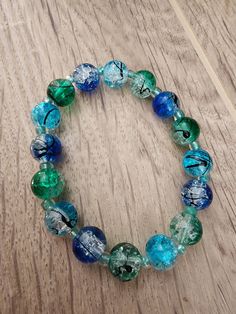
145,234,177,270
72,63,100,91
44,201,78,236
31,168,65,200
177,244,186,255
47,79,75,107
152,91,179,118
183,149,213,177
30,134,62,163
108,243,142,281
31,101,61,130
171,117,200,146
174,109,185,120
189,141,201,150
130,70,156,98
99,252,110,265
184,206,197,216
181,179,213,210
72,226,106,263
103,60,129,88
170,211,203,246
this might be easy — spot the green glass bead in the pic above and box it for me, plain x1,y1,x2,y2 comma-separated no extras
31,168,65,200
47,79,75,107
171,117,200,146
131,70,156,98
170,211,203,246
108,243,143,281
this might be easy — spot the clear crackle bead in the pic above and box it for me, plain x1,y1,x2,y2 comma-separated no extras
43,201,78,237
170,211,203,247
103,60,129,88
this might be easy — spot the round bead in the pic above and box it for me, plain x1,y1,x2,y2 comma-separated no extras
103,60,129,88
72,63,100,91
131,70,156,98
171,117,200,146
44,201,78,236
30,134,62,163
145,234,177,270
31,168,65,200
72,226,106,263
47,79,75,107
152,91,179,118
181,179,213,210
170,211,203,246
108,243,142,282
31,101,61,130
183,149,213,177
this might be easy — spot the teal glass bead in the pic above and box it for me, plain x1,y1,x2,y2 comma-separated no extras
108,243,143,281
131,70,156,98
103,60,129,88
171,117,200,146
44,201,78,236
170,211,203,246
31,101,61,130
145,234,177,270
31,167,65,200
183,149,213,177
47,79,75,107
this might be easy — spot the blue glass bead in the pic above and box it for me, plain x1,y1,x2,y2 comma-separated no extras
30,134,62,163
72,63,100,91
152,91,179,118
103,60,129,88
183,149,213,177
44,201,78,236
72,226,106,263
146,234,177,270
181,179,213,210
31,101,61,129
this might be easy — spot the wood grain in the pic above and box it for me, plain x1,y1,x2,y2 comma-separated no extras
175,0,236,106
0,0,236,313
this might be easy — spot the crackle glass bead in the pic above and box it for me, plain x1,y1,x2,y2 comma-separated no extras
131,70,156,98
31,168,65,200
181,179,213,210
152,91,179,118
103,60,129,88
72,63,100,91
44,201,78,236
108,243,142,282
171,117,200,146
72,226,106,263
30,134,62,163
183,149,213,177
31,101,61,130
146,234,177,270
170,211,203,246
47,79,75,107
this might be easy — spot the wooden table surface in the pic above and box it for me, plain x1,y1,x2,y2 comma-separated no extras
0,1,236,313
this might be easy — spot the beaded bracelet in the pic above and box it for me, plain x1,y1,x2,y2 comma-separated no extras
30,60,213,282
